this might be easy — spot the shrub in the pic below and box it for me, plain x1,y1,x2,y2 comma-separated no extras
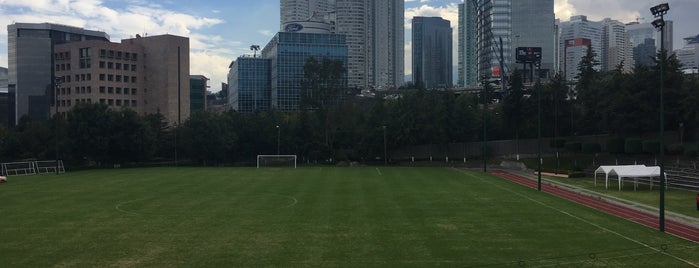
684,144,698,158
606,137,625,154
582,142,601,154
667,143,684,155
642,140,660,154
624,139,642,154
565,141,582,153
550,139,566,149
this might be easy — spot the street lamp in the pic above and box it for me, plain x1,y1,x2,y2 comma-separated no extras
481,76,488,172
54,76,61,174
650,2,669,232
276,125,280,155
536,62,542,191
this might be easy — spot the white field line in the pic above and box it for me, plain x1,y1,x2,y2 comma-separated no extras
453,168,698,267
376,167,382,175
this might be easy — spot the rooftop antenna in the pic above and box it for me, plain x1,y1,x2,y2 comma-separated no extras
250,45,260,58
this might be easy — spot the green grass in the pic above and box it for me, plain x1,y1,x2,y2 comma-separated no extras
1,167,697,267
542,174,699,219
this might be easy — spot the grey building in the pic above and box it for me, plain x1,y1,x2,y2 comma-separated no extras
475,0,512,80
412,17,452,89
458,2,478,87
7,23,109,125
558,16,602,80
1,67,8,126
511,0,555,77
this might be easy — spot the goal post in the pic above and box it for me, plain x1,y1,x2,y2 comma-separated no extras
257,155,297,168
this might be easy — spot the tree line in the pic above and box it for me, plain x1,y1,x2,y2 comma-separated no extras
0,53,698,166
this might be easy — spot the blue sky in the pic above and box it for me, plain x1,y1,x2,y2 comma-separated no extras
1,0,697,90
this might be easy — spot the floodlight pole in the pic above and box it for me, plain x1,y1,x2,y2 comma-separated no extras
651,2,669,232
276,125,280,155
482,79,487,173
537,63,542,191
383,125,387,165
54,77,61,175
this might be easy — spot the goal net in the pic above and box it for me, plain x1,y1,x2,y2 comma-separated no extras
257,155,297,168
35,160,66,174
1,161,37,176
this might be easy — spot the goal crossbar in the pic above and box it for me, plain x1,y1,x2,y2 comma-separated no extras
257,155,297,168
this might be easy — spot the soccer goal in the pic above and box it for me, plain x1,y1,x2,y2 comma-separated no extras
34,160,66,174
257,155,297,168
1,161,37,176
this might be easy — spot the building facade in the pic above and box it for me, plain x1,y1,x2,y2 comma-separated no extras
458,2,478,87
558,16,602,80
190,75,209,112
511,0,555,76
53,34,190,125
0,67,8,126
475,0,512,79
228,57,272,113
280,0,403,90
412,17,453,89
261,32,348,111
675,35,699,71
7,23,109,125
601,19,633,72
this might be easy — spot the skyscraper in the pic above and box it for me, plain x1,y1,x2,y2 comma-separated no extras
601,19,632,72
7,23,109,125
511,0,555,76
412,17,452,89
474,0,511,80
458,2,478,87
280,0,404,90
558,15,602,80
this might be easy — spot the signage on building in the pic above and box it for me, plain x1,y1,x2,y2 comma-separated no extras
284,23,304,33
516,47,542,64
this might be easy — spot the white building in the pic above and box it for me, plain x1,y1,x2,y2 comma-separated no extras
601,18,633,72
675,35,699,71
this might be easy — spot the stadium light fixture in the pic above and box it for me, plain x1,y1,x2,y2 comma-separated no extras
650,2,669,233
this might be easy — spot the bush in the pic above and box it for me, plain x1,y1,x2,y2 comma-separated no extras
565,141,582,153
666,143,683,155
606,137,625,154
624,139,642,154
684,144,698,158
582,142,601,154
568,171,586,178
642,140,660,154
550,139,566,149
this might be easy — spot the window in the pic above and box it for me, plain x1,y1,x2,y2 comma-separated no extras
61,100,66,107
66,76,71,82
87,74,91,81
124,76,129,83
124,88,130,95
108,99,114,106
124,64,129,71
79,48,91,69
124,100,130,107
132,76,137,83
67,87,72,94
108,87,114,94
100,99,106,104
99,87,105,93
131,88,137,95
81,87,86,94
75,75,80,81
116,87,121,94
67,100,71,107
132,54,137,61
87,99,92,103
80,74,86,81
99,61,105,68
116,51,122,59
116,75,121,82
99,74,105,81
66,63,71,70
100,49,106,58
131,100,137,107
116,99,122,106
87,86,92,93
108,62,113,69
55,64,60,71
124,53,130,60
131,65,136,71
108,75,113,81
116,63,121,70
108,50,114,58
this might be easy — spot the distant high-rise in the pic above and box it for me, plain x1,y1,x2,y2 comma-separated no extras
558,16,602,80
190,75,209,112
511,0,555,76
458,2,478,87
228,57,271,113
475,0,511,79
7,23,109,125
280,0,404,90
601,18,633,72
412,17,452,89
675,35,699,71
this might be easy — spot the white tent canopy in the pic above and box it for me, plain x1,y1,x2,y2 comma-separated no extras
594,165,665,190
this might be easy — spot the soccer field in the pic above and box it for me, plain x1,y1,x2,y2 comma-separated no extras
0,167,697,267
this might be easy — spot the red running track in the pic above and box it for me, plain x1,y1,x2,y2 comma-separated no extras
489,170,699,243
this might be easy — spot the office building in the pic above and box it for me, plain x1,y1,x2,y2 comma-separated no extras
558,16,602,80
7,23,109,125
601,19,633,72
190,75,209,112
228,56,272,113
458,2,478,87
53,34,190,125
260,31,348,111
675,35,699,71
0,67,8,126
511,0,555,76
475,0,512,79
280,0,403,90
412,17,452,89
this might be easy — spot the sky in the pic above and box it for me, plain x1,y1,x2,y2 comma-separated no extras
0,0,697,91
